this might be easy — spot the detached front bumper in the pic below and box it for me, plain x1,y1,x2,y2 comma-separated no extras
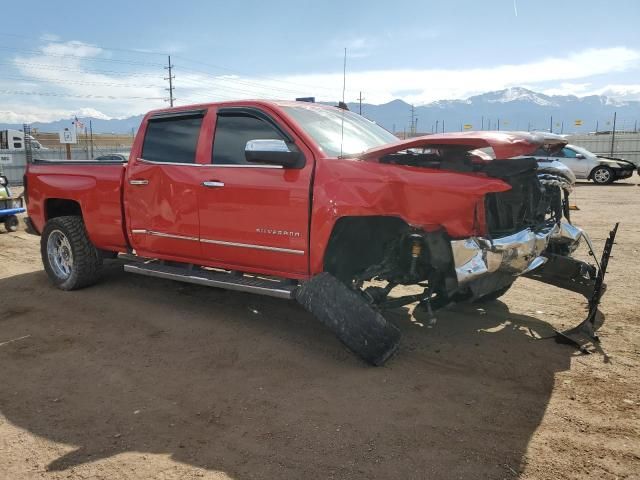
450,221,619,353
451,222,583,286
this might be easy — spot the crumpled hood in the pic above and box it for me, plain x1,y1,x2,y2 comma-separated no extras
359,131,567,161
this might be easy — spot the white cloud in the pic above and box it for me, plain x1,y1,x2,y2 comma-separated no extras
2,42,640,124
41,40,103,58
539,82,592,97
278,47,640,105
0,104,113,124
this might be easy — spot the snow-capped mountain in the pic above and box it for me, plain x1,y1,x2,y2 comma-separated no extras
347,87,640,133
1,88,638,134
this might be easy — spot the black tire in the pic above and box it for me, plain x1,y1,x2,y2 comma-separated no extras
473,284,512,303
296,273,401,366
4,215,19,232
41,216,103,290
591,166,614,185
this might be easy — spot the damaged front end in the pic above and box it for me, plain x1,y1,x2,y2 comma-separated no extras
448,152,618,352
297,132,618,365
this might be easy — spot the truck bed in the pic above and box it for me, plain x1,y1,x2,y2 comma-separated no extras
26,160,128,252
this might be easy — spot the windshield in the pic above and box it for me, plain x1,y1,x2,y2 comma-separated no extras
282,105,398,157
567,145,593,157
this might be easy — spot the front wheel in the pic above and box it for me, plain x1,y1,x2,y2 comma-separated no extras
41,216,103,290
591,166,614,185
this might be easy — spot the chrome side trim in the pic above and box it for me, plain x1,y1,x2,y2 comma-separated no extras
136,158,283,169
137,158,200,167
130,229,198,242
204,164,284,169
200,238,304,255
130,229,304,255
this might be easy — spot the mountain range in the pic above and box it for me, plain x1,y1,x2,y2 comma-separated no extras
2,87,639,135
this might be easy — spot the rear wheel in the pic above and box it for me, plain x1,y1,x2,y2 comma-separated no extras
591,166,614,185
41,216,103,290
4,215,18,232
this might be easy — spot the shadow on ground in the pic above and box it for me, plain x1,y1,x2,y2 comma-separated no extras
0,265,579,479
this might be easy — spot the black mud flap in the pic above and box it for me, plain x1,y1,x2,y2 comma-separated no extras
295,273,401,366
524,223,619,353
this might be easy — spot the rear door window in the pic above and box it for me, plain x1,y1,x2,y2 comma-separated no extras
142,112,204,164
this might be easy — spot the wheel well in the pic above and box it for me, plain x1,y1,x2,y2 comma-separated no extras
45,198,82,220
323,216,410,282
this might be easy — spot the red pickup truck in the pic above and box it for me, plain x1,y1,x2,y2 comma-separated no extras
25,100,617,364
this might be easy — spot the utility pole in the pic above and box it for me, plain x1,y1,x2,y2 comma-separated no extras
435,120,439,134
442,120,445,133
560,121,564,134
549,116,553,133
481,116,484,130
409,105,416,136
610,111,617,157
165,55,175,107
497,119,500,131
356,91,365,115
89,120,94,159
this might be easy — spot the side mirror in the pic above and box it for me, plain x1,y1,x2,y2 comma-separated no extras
575,153,585,159
0,175,7,186
245,139,303,168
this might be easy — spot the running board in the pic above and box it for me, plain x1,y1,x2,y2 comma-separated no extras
123,263,297,299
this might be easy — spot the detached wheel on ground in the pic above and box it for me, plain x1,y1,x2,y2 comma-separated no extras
3,215,19,232
591,166,614,185
40,215,103,290
296,273,401,366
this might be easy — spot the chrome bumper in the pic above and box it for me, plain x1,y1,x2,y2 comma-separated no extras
451,222,584,285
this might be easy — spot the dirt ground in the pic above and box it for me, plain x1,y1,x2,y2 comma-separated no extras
0,181,639,480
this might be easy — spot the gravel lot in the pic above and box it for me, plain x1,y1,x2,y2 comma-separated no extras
0,181,639,479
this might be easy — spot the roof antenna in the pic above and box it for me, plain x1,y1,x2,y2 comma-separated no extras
340,47,347,159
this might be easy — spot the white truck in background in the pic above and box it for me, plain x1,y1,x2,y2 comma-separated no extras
0,129,46,152
0,129,47,176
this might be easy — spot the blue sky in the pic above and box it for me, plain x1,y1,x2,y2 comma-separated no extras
1,0,640,121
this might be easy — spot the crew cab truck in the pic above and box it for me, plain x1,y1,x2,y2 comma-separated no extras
25,101,617,365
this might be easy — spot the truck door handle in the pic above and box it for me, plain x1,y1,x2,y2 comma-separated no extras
129,179,149,185
202,181,225,188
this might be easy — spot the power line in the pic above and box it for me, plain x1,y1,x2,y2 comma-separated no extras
176,64,337,98
4,61,161,77
176,75,307,99
173,55,341,94
3,74,164,89
0,33,169,57
0,90,164,100
0,46,165,66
